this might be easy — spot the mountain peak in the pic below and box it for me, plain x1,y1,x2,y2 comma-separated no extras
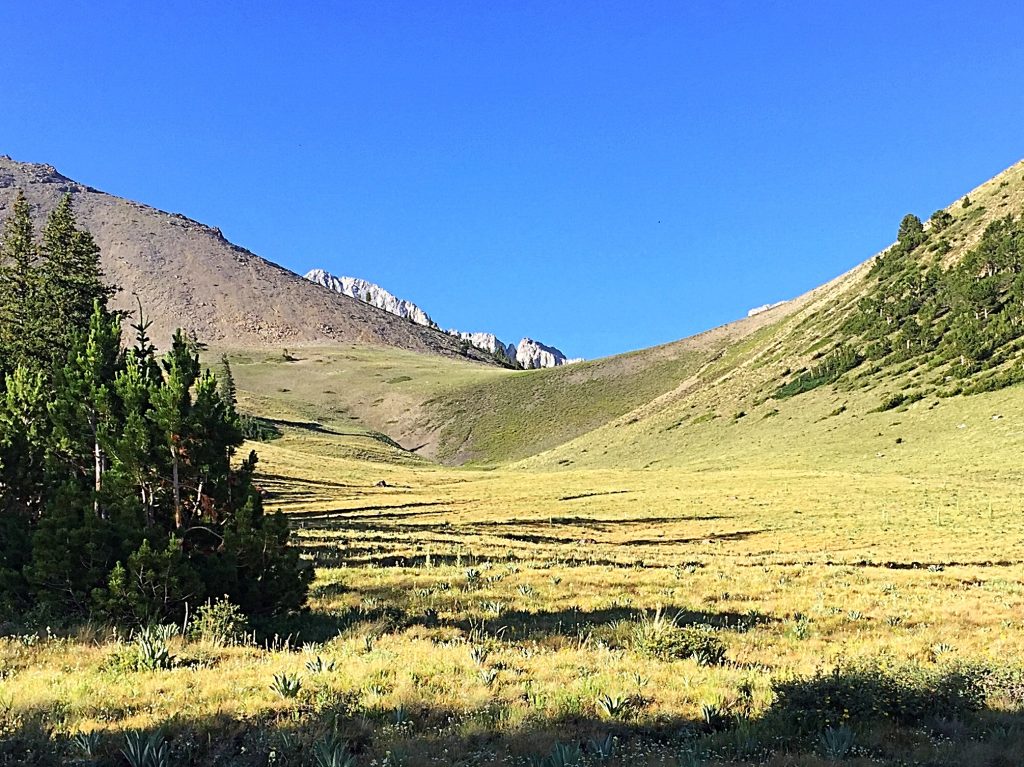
304,267,581,368
0,158,501,363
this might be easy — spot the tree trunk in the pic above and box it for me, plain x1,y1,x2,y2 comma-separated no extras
92,417,103,519
171,442,182,530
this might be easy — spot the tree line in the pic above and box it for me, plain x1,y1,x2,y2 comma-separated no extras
0,191,310,624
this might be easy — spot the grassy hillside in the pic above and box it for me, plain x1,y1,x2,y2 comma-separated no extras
215,344,510,460
216,289,813,466
521,160,1024,473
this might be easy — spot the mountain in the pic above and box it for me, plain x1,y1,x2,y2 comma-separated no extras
515,337,583,369
0,156,499,363
303,266,581,368
446,330,517,365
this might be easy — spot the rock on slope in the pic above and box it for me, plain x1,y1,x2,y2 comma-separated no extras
0,156,498,362
305,267,581,368
447,331,517,365
305,269,438,328
515,337,583,369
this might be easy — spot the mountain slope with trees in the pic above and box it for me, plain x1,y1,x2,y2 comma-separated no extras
520,159,1024,472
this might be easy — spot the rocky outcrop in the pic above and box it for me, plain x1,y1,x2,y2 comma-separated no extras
515,338,581,369
447,331,517,364
305,269,437,328
304,267,582,368
747,300,788,317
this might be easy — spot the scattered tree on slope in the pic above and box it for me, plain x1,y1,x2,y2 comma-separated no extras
778,206,1024,400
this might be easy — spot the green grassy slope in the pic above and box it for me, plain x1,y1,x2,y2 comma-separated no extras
524,159,1024,474
212,344,509,458
223,159,1024,473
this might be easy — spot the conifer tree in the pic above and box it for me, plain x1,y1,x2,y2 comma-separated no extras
0,190,40,369
219,354,238,408
37,194,113,365
149,330,201,531
48,303,123,517
0,199,310,623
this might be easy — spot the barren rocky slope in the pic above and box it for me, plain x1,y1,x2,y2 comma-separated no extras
0,156,498,361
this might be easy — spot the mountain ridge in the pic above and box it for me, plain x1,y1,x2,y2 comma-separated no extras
0,156,500,363
304,266,582,368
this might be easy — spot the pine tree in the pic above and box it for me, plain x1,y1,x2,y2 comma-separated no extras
897,213,926,251
48,302,124,518
149,330,201,531
219,354,238,408
0,365,49,520
0,200,310,623
0,190,40,370
36,194,114,365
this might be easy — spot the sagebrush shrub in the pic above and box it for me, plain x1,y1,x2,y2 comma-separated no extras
769,659,985,733
189,597,249,646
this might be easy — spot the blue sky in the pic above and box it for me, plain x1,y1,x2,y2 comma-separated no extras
2,2,1023,360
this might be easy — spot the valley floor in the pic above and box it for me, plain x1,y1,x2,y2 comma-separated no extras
4,421,1024,765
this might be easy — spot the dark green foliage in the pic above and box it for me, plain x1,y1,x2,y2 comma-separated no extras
95,537,206,624
930,208,954,233
872,390,924,412
239,414,283,441
0,193,309,624
0,191,41,372
829,208,1024,395
36,195,115,369
774,344,862,399
897,213,926,251
768,661,985,734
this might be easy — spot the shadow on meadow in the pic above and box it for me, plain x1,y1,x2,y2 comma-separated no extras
294,514,758,568
262,597,778,647
4,661,1024,766
294,537,691,570
437,604,777,642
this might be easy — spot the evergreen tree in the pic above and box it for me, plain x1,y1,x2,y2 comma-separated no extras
36,194,113,365
0,190,40,369
149,330,201,531
47,303,124,517
929,209,953,233
0,200,310,624
0,366,48,612
219,354,238,408
897,213,926,251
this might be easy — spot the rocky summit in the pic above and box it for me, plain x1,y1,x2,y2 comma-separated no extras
304,267,581,368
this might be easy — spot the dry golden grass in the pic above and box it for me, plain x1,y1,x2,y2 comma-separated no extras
5,419,1023,765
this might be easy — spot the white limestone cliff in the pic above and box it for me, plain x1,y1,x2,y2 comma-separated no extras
305,268,581,368
305,269,437,328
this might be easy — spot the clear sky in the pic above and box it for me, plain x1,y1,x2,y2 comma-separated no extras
2,2,1023,360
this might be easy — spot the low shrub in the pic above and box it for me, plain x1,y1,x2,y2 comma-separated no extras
189,597,250,646
767,659,985,734
239,414,282,442
631,610,727,664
